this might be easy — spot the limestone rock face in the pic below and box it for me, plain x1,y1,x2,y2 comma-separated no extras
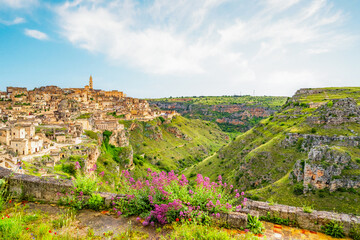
109,128,129,147
86,146,100,173
119,145,133,168
307,98,360,125
290,146,360,192
144,124,162,141
167,127,192,140
282,133,360,151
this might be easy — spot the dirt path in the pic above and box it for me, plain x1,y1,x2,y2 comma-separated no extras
24,203,351,240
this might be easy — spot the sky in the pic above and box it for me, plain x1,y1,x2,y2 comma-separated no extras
0,0,359,98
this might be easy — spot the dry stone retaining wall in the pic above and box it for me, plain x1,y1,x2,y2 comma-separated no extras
1,167,359,235
243,200,360,236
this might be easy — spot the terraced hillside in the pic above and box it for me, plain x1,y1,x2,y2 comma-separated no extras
185,87,360,214
148,95,287,134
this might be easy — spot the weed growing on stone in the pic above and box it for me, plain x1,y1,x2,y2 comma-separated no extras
322,221,345,238
246,214,264,235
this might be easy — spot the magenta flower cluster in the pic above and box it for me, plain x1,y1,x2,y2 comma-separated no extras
112,169,246,226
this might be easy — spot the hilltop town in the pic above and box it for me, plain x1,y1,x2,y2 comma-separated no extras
0,76,177,173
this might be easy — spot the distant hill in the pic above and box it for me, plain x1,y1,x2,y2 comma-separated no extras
184,87,360,214
148,95,287,135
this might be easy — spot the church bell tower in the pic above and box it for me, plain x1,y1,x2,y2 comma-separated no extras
89,75,93,90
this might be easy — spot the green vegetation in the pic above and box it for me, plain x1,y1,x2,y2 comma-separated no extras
246,214,264,234
164,223,259,240
185,87,360,214
77,113,92,119
14,93,26,98
84,130,98,140
107,111,125,118
322,221,345,238
148,95,287,133
350,225,360,240
88,194,104,211
123,116,228,175
149,95,287,108
259,212,298,227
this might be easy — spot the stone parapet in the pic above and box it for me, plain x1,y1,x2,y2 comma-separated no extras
243,200,360,236
1,167,358,235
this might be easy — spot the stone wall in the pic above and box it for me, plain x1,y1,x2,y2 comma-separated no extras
240,200,360,236
0,167,119,207
1,166,359,236
0,166,73,202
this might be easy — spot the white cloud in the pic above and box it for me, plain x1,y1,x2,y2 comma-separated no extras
24,29,49,40
0,17,25,25
55,0,354,96
0,0,37,8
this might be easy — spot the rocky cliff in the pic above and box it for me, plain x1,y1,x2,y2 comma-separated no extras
185,87,360,214
148,96,286,133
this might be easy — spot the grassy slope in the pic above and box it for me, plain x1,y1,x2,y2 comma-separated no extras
185,87,360,214
122,116,229,174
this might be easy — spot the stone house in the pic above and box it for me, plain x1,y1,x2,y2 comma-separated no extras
55,134,66,143
10,138,29,155
76,119,92,131
29,138,43,153
94,120,120,131
0,128,11,145
11,126,26,139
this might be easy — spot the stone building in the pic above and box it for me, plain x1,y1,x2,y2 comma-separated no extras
94,120,121,131
0,128,11,145
10,138,29,155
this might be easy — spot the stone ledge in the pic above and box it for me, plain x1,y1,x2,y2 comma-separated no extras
1,167,359,235
245,200,360,236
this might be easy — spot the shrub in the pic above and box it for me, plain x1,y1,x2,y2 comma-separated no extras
133,154,145,166
260,212,297,227
311,128,317,134
61,163,76,176
85,130,98,140
327,101,334,107
322,221,345,238
113,170,246,226
293,183,304,195
73,175,98,195
303,205,313,213
88,194,104,211
246,214,264,234
0,179,7,212
350,225,360,240
296,138,304,152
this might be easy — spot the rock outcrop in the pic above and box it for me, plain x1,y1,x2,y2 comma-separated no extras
167,127,191,140
307,98,360,125
282,133,360,151
109,128,129,147
290,146,360,192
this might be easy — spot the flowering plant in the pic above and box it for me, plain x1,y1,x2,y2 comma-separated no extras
112,169,246,226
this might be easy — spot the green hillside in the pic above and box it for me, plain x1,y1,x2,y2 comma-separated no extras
184,87,360,214
148,95,287,134
150,95,287,107
123,116,229,173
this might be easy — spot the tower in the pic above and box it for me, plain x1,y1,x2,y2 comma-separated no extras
89,75,93,90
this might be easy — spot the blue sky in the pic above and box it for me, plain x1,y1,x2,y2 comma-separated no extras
0,0,359,98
